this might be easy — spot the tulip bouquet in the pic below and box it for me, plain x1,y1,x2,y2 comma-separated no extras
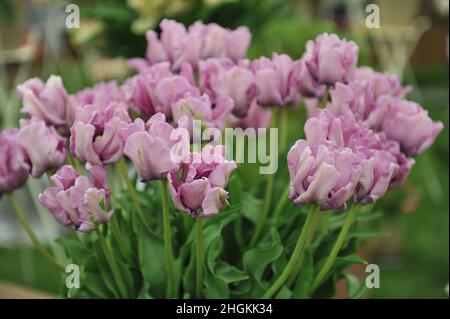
0,20,443,299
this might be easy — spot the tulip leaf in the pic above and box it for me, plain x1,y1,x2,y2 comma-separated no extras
137,228,166,298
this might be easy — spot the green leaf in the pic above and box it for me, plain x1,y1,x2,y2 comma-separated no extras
215,261,249,284
83,272,113,299
241,193,263,225
137,227,166,298
92,242,120,298
242,241,284,297
344,273,368,299
55,237,89,263
291,248,314,299
347,229,391,240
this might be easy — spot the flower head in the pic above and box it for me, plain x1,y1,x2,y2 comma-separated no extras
122,113,182,182
199,58,257,117
0,129,30,195
168,145,237,217
17,75,75,135
132,19,251,71
302,33,358,85
287,140,361,211
18,118,66,178
70,102,131,165
251,53,298,106
39,165,112,233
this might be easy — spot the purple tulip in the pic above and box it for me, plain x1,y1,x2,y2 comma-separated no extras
39,165,113,233
302,33,359,85
122,62,173,117
304,109,415,193
287,140,362,211
328,81,375,122
167,145,237,217
292,58,326,98
171,94,234,133
367,96,443,156
122,113,182,182
251,53,299,106
231,101,272,130
353,67,411,99
70,103,131,165
17,75,75,135
18,118,66,178
199,58,257,117
132,19,251,71
0,129,30,195
71,80,126,110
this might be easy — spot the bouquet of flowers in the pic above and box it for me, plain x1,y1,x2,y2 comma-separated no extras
0,20,443,299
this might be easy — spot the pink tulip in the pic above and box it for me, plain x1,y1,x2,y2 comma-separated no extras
18,118,66,178
168,145,237,217
17,75,75,135
0,129,30,195
39,165,112,233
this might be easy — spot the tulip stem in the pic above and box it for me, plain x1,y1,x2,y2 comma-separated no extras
7,193,64,272
95,228,128,298
318,88,329,108
249,111,278,246
279,107,289,151
311,204,358,292
195,217,204,299
263,205,320,298
117,159,148,229
286,210,321,287
161,180,176,298
273,184,290,219
110,215,132,265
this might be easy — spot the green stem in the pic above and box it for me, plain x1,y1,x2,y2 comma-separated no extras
318,88,329,108
95,228,128,298
250,171,274,246
311,204,358,291
286,210,321,287
279,107,289,151
195,217,204,299
110,215,132,265
250,112,278,246
161,180,175,298
117,159,148,229
7,193,64,272
263,205,320,298
273,184,290,219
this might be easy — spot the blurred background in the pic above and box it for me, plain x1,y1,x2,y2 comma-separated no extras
0,0,448,298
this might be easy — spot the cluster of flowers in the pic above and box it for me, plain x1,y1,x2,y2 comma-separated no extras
0,19,443,234
288,36,443,210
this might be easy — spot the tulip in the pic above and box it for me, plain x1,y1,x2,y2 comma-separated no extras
132,19,251,71
171,93,234,133
287,139,362,211
39,165,113,233
167,145,237,217
292,58,326,98
70,103,131,165
367,96,443,156
0,129,30,195
231,101,272,130
122,113,182,182
18,118,66,178
199,58,257,117
71,80,126,110
17,75,75,134
302,33,359,85
251,53,298,106
353,67,411,99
